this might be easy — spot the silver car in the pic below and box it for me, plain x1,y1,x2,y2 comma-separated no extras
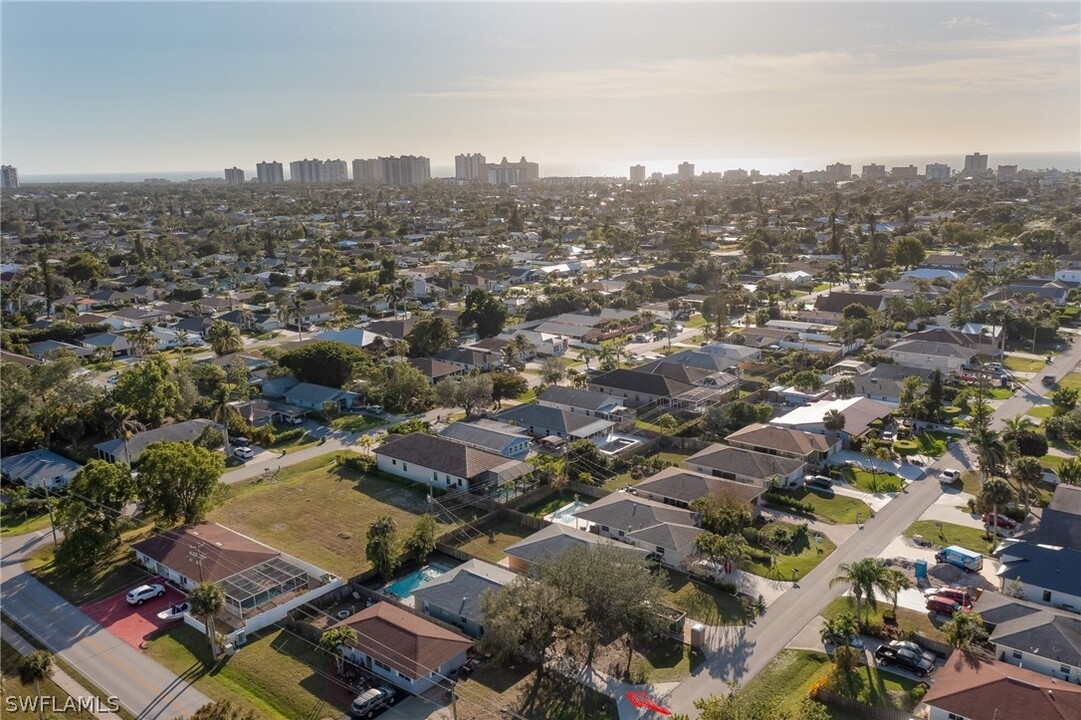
126,583,165,605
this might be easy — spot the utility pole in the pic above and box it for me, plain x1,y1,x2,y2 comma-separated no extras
450,686,458,720
44,484,58,547
189,542,208,582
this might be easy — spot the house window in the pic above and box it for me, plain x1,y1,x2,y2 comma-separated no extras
397,671,409,680
1012,650,1023,660
1061,664,1071,675
374,660,392,673
392,459,397,466
1043,590,1052,602
403,462,408,472
618,530,625,537
601,525,610,533
947,714,969,720
655,547,665,555
433,471,438,482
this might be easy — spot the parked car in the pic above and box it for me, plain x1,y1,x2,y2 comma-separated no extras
981,513,1018,530
229,436,251,447
634,334,650,343
126,583,165,606
922,587,974,609
874,645,935,676
284,415,305,425
881,430,895,442
926,595,963,617
939,469,961,484
805,475,833,489
1042,375,1058,388
234,446,254,459
886,640,937,666
349,685,396,718
157,601,191,622
365,405,385,416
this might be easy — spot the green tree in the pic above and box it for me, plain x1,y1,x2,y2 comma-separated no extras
365,515,401,580
898,375,924,418
136,441,225,524
130,324,157,358
489,371,528,407
378,362,432,413
113,357,182,427
823,409,846,432
278,341,368,388
404,513,439,562
318,627,358,674
56,460,135,567
830,558,889,625
18,650,53,720
433,374,493,417
833,377,855,400
1057,457,1081,486
791,370,823,392
206,320,243,356
891,235,926,269
188,582,225,658
539,356,567,385
479,577,585,668
694,533,751,577
1051,386,1079,416
62,252,105,284
943,611,988,650
404,316,457,358
459,289,507,338
976,476,1015,542
1010,456,1043,514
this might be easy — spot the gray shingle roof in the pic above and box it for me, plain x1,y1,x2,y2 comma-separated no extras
376,432,531,480
572,493,697,534
495,403,613,439
684,444,805,479
503,523,650,565
991,613,1081,667
998,543,1081,598
94,419,216,464
411,559,516,625
635,466,764,506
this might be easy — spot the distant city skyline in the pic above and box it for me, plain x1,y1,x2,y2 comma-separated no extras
2,2,1077,177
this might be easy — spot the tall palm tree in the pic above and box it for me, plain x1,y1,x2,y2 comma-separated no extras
969,426,1006,486
357,433,374,456
211,384,235,452
131,324,156,358
108,403,144,466
978,476,1015,544
384,284,404,319
207,319,243,356
883,567,913,617
188,582,225,658
318,627,358,673
823,409,846,432
579,348,596,370
18,650,53,720
293,297,305,341
830,558,889,625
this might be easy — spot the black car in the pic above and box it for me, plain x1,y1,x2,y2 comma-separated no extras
229,436,251,447
1042,375,1058,388
805,475,833,489
874,645,934,677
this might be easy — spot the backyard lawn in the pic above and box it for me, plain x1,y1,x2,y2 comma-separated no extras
988,387,1015,400
767,487,872,525
904,520,991,554
24,524,154,605
209,452,470,577
455,519,535,564
519,491,595,518
744,522,837,580
822,596,945,643
454,663,619,720
1004,355,1045,373
841,467,902,493
330,413,386,434
632,638,704,683
143,625,352,719
662,569,754,625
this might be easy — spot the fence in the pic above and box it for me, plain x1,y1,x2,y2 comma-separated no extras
813,691,916,720
565,480,613,499
912,634,953,658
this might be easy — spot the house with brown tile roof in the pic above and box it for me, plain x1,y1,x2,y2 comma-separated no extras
334,602,472,693
683,444,806,489
923,650,1081,720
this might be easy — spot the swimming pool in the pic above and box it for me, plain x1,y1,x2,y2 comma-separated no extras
545,500,590,527
382,561,456,600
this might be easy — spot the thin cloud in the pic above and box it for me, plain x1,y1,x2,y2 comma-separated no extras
940,17,995,29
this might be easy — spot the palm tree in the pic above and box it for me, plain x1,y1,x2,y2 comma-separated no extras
969,426,1006,486
882,567,913,617
357,433,374,456
396,276,410,318
579,348,596,370
977,476,1015,544
318,627,358,674
833,377,855,400
211,384,234,453
384,284,404,319
509,333,535,362
1057,457,1081,486
108,403,144,466
172,328,190,354
131,324,156,358
820,613,858,648
293,297,305,341
823,409,846,431
207,319,243,357
188,582,225,658
830,558,889,625
943,611,987,650
18,650,53,720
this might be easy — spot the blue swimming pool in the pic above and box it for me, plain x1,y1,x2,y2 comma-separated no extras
545,500,590,526
382,561,456,600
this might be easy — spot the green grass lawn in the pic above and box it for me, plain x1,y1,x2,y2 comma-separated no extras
744,523,837,580
2,640,98,720
518,491,595,518
822,596,946,643
904,520,992,554
1004,355,1045,373
1059,372,1081,391
742,649,832,714
812,283,832,292
330,413,386,433
143,625,352,719
24,525,154,605
988,387,1015,400
1,510,52,538
766,487,873,525
914,431,951,457
515,386,538,403
685,314,707,329
455,520,535,564
633,638,704,683
661,569,754,625
1040,454,1069,472
455,664,618,720
842,467,902,493
209,452,473,577
1027,405,1054,420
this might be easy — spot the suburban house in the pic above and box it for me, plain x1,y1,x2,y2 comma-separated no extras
314,327,385,348
724,423,839,467
0,449,83,490
503,523,650,573
882,339,981,372
1054,252,1081,284
682,444,805,488
27,340,92,360
410,559,517,638
997,542,1081,611
375,432,533,492
988,604,1081,683
282,382,361,412
571,493,701,568
1017,484,1081,548
813,290,886,315
132,523,341,644
366,317,417,339
94,418,216,464
333,602,472,694
769,396,893,443
407,357,467,384
494,403,614,444
82,332,131,358
440,419,532,459
633,466,764,513
536,385,636,429
922,650,1081,720
588,365,731,411
233,398,309,426
433,346,500,371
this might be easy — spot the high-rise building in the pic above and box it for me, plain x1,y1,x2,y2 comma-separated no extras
722,168,749,182
862,163,887,179
964,152,988,175
1,165,19,189
352,156,430,186
455,153,487,181
256,161,284,184
677,162,695,181
997,165,1018,180
825,162,852,180
289,159,347,183
650,172,664,182
224,167,245,186
487,156,539,185
891,165,918,179
352,158,382,183
629,164,646,183
323,159,349,183
925,163,951,180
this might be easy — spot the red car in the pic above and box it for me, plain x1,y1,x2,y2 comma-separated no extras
923,587,974,609
926,596,962,617
981,513,1018,530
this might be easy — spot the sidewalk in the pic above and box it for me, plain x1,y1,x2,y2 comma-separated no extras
1,621,123,720
546,655,681,720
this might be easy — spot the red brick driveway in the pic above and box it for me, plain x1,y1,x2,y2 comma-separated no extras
80,581,188,649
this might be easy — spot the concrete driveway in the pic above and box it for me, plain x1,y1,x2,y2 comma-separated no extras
80,582,188,650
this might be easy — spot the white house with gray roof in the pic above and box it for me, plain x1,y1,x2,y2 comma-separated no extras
94,419,217,464
375,432,533,492
410,559,516,638
494,403,613,443
1,449,83,490
440,419,532,459
572,493,701,568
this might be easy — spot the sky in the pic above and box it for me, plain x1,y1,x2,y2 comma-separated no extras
2,1,1079,177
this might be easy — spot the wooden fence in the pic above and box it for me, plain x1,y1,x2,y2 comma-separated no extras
913,634,953,658
565,480,613,499
814,691,916,720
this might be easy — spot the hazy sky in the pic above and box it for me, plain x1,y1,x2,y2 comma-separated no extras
2,2,1079,176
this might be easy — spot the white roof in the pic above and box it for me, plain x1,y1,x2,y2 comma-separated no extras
771,397,893,436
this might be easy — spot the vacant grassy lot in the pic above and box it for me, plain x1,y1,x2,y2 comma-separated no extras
455,519,535,564
842,467,902,493
1,510,52,538
454,663,619,720
209,452,466,577
744,523,837,580
822,596,946,643
24,525,154,605
143,624,352,719
633,638,704,683
904,520,991,554
330,413,386,434
1004,355,1045,373
767,487,872,525
2,640,98,720
662,569,754,625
